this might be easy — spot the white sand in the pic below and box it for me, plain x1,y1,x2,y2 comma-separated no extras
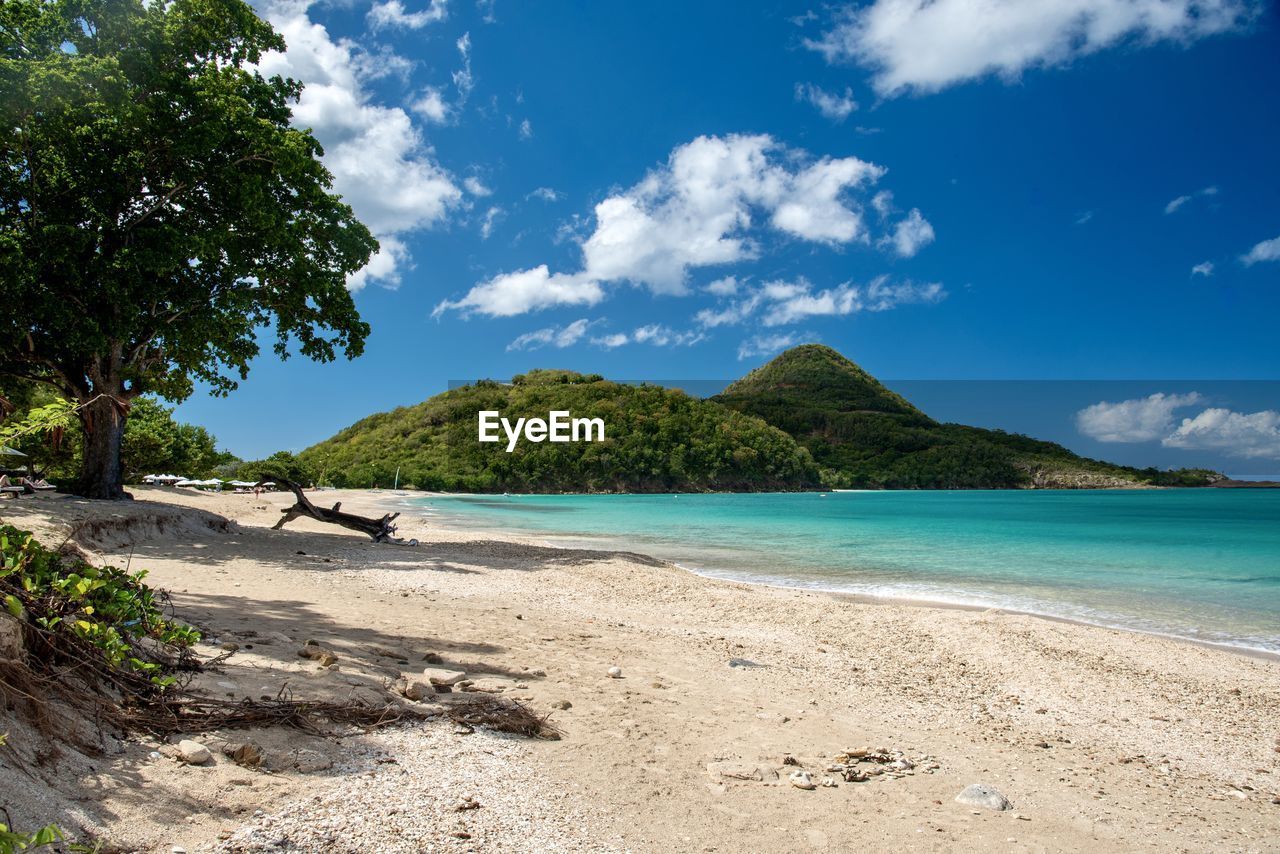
1,486,1278,852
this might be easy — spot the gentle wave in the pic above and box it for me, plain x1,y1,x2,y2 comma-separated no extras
408,490,1280,656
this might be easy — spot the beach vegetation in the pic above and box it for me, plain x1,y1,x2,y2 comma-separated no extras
0,386,234,486
0,0,376,499
230,450,316,486
0,525,200,692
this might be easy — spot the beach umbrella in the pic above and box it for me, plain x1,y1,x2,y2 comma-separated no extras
1,446,26,457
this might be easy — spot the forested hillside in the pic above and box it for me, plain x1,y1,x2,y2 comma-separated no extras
713,345,1218,489
298,370,819,492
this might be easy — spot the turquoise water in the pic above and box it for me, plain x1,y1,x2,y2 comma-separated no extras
407,490,1280,655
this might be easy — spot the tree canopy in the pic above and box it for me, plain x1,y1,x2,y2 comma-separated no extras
0,0,376,497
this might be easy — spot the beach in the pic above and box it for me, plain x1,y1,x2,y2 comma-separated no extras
2,486,1278,852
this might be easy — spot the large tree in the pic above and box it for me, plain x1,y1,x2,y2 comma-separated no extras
0,0,377,498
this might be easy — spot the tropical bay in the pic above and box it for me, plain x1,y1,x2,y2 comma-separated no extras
3,0,1279,850
420,489,1280,655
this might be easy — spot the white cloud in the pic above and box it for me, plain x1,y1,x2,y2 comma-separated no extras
1075,392,1203,442
410,86,450,124
519,118,533,139
590,332,630,349
764,277,944,325
345,235,410,291
871,190,894,218
436,133,914,316
1075,210,1094,225
695,294,763,328
453,32,474,103
1241,234,1280,266
527,187,560,202
255,1,462,290
738,332,810,360
1163,407,1280,459
580,133,886,290
704,276,741,296
1164,185,1218,214
759,280,857,326
479,206,504,239
808,0,1258,96
886,208,935,257
433,266,603,317
367,0,447,31
1078,392,1280,459
699,276,944,328
1191,261,1214,277
588,326,704,349
863,277,947,311
632,325,706,347
506,318,591,352
795,83,859,122
464,176,492,197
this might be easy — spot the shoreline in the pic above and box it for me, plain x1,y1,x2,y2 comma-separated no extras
390,490,1280,663
2,486,1278,851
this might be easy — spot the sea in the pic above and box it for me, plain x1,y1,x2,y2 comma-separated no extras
406,490,1280,656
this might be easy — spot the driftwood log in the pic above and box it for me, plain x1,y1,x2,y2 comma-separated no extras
254,476,414,544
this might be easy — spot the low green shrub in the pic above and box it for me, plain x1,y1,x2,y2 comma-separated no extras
0,526,199,691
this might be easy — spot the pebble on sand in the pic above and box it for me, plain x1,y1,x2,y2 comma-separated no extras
423,667,467,686
955,783,1012,811
607,666,623,678
789,770,817,790
400,679,437,701
177,739,213,765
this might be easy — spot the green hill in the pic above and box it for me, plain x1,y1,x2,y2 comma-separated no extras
296,346,1218,492
298,370,819,492
713,344,1218,489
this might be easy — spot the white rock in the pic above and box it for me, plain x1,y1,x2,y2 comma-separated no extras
607,666,623,678
789,770,816,790
177,739,213,765
423,667,467,686
955,783,1012,811
400,679,436,701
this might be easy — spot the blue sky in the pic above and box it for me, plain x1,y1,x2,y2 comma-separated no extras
175,0,1280,468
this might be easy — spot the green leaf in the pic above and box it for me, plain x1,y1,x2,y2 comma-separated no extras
3,594,22,618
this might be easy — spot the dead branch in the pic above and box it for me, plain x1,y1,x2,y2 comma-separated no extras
254,476,413,544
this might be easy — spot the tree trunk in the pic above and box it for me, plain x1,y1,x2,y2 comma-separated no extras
78,390,130,500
